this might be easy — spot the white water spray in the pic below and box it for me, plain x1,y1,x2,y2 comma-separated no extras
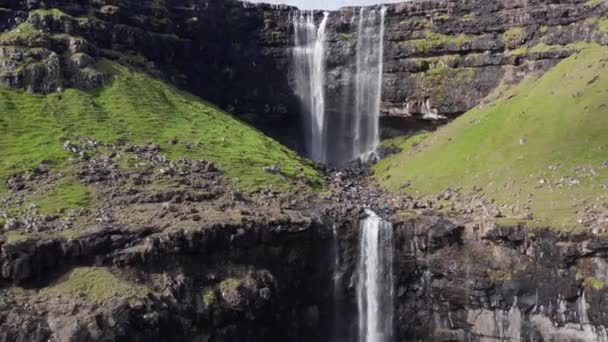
292,11,330,163
357,209,394,342
353,7,386,162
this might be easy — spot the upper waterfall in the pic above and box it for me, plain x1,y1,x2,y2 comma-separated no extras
353,7,386,162
291,7,386,165
292,11,330,163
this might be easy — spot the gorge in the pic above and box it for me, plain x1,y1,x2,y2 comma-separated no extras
0,0,607,341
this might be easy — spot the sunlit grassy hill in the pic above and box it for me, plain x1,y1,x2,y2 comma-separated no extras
0,59,321,196
375,44,608,230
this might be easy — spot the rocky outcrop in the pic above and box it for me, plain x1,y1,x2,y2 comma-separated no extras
0,218,336,341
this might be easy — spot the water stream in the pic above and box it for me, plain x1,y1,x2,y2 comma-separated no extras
352,7,386,162
357,210,394,342
291,7,386,165
292,11,330,163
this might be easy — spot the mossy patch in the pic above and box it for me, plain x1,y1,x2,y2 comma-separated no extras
0,22,42,43
400,30,472,54
0,59,322,193
502,27,526,49
41,267,149,302
599,18,608,33
507,42,592,57
582,276,605,290
374,44,608,230
31,8,71,20
219,278,242,293
28,177,94,215
201,287,216,306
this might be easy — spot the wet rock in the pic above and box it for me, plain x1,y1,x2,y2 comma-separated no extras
7,176,26,191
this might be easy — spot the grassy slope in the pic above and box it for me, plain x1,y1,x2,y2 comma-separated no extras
375,44,608,230
0,59,321,199
40,267,150,302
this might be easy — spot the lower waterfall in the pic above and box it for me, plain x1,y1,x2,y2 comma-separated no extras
357,210,394,342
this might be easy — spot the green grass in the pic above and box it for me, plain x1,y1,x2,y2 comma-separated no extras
0,59,321,193
502,27,526,48
582,276,605,290
31,8,71,20
401,30,471,54
599,18,608,33
29,177,94,214
201,287,216,306
507,42,591,57
375,44,608,230
0,22,41,43
41,267,149,302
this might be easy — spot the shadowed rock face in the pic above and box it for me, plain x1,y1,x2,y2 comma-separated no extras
2,0,607,152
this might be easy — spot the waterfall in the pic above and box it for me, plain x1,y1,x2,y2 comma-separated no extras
352,7,386,162
357,210,394,342
291,6,386,165
292,11,330,163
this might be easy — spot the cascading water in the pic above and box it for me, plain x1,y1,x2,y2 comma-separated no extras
352,7,386,162
292,11,330,163
357,210,394,342
291,7,386,165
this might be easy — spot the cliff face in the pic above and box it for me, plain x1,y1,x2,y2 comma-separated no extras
334,214,608,341
3,0,607,149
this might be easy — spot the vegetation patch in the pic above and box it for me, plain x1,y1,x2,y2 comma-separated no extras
507,42,592,57
599,18,608,33
220,278,242,293
0,59,322,193
41,267,149,302
502,27,526,49
0,22,42,43
400,30,471,54
375,44,608,230
582,276,605,290
585,0,605,7
201,287,216,306
31,8,71,20
28,177,94,215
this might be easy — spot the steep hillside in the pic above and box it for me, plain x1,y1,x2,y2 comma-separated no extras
0,58,321,199
375,43,608,230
